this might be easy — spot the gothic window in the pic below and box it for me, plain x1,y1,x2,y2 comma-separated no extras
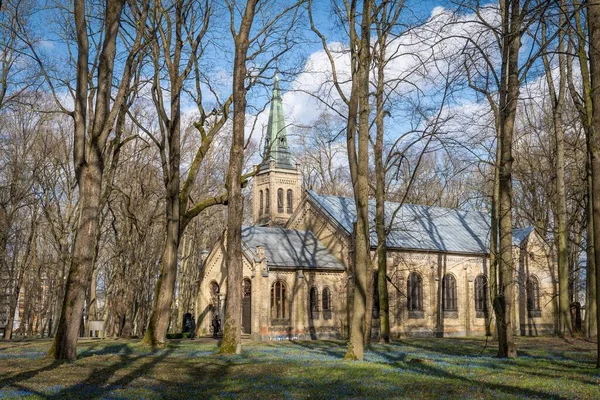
322,287,332,320
271,281,288,321
265,188,270,214
527,275,541,316
309,286,319,319
277,188,284,213
442,274,458,312
474,274,488,317
407,272,423,312
210,281,220,312
210,281,219,296
259,190,263,216
372,272,380,319
287,189,293,214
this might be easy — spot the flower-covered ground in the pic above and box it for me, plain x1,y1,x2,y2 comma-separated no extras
0,336,598,399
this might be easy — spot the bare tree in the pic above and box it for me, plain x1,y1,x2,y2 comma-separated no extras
586,0,600,368
47,0,149,360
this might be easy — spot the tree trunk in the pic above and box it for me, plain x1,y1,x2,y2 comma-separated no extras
49,0,127,361
542,15,571,336
219,0,257,355
586,0,600,368
587,170,597,337
143,184,180,346
496,0,520,359
49,162,104,360
375,43,389,343
345,0,371,361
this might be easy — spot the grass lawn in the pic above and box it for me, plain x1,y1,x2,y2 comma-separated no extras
0,336,598,399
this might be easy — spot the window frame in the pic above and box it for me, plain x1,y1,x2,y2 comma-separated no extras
442,273,458,316
309,286,319,320
526,275,541,317
286,189,293,214
474,274,488,318
322,286,333,320
277,188,284,213
270,280,289,324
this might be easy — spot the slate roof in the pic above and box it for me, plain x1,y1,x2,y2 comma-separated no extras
512,226,535,246
307,191,533,255
241,226,345,271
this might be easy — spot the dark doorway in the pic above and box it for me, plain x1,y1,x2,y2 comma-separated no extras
242,279,252,334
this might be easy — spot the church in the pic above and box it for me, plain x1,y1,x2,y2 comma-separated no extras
198,76,557,340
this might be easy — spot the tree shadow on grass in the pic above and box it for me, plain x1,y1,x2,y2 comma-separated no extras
288,339,346,360
401,358,572,400
44,346,175,399
0,360,65,389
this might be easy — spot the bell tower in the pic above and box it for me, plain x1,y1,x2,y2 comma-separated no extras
253,74,301,226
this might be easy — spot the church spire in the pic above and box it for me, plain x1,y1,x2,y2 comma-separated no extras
262,72,294,170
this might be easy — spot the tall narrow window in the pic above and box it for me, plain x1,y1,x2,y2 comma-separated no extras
287,189,293,214
277,188,284,213
259,190,264,216
310,286,319,319
265,188,270,214
474,275,488,317
372,272,380,319
322,287,332,320
527,275,541,316
442,274,457,312
407,272,423,312
271,281,288,321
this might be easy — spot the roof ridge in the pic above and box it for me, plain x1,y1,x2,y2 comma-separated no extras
308,190,488,216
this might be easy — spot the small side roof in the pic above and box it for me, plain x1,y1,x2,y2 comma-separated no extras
241,226,345,271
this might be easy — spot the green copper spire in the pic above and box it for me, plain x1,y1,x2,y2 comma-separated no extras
261,73,294,170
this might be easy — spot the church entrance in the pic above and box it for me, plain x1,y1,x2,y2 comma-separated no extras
242,279,251,334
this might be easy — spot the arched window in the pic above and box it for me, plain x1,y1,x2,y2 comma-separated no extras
322,287,332,320
271,281,288,321
372,272,380,319
407,272,423,312
309,286,319,319
210,281,220,297
287,189,294,214
259,190,264,216
210,281,220,313
474,274,488,317
442,274,457,312
277,188,284,213
527,275,541,316
265,188,270,214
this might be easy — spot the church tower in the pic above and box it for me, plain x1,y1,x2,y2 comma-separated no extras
253,74,301,226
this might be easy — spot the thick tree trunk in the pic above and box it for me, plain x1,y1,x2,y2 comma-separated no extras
375,51,389,343
143,189,180,346
219,0,257,355
345,0,371,361
49,0,126,361
49,163,103,360
489,152,500,339
496,0,520,359
586,170,597,337
555,115,572,335
543,16,572,336
587,0,600,368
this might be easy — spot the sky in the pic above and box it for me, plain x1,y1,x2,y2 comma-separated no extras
18,0,505,165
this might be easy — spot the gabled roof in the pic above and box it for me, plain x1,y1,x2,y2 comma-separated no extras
241,226,345,271
307,191,534,255
512,226,535,246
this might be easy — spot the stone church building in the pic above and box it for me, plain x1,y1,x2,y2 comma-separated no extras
198,76,557,340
